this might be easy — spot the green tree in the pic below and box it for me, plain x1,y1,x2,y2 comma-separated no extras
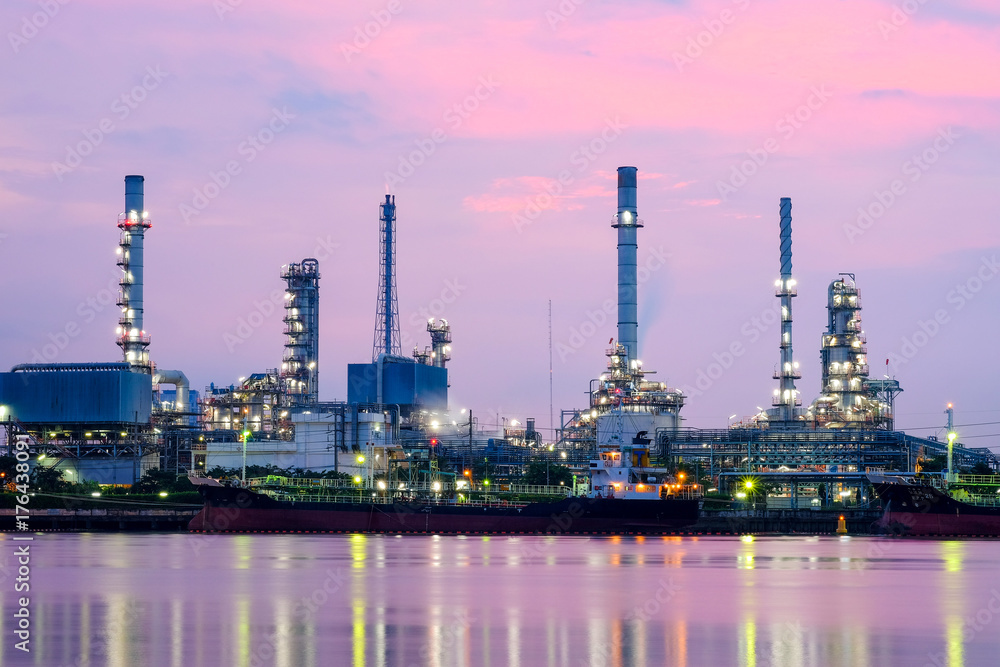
30,465,69,492
520,461,573,486
131,469,195,494
919,455,948,473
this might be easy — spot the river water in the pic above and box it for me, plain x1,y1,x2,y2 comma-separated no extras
1,533,999,666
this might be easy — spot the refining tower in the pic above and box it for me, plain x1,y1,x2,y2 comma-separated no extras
372,195,401,360
281,258,320,406
116,175,152,373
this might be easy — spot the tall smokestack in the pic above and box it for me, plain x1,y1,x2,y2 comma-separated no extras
373,194,400,360
774,197,800,420
116,175,152,372
613,166,641,362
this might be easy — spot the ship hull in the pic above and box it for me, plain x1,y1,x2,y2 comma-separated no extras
188,486,700,535
873,481,1000,537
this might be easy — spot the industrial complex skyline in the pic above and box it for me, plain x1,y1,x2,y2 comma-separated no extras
1,1,997,448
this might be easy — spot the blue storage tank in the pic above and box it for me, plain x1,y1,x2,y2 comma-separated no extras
0,364,152,424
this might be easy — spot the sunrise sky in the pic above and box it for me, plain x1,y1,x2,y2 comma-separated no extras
1,0,998,446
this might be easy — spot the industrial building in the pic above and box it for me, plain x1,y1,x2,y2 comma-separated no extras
0,169,994,493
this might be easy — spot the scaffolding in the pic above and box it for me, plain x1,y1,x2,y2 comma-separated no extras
662,427,997,478
116,210,152,373
201,370,291,441
280,258,320,406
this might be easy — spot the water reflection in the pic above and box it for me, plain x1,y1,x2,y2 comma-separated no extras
9,533,1000,666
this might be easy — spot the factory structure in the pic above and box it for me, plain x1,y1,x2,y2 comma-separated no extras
0,170,994,500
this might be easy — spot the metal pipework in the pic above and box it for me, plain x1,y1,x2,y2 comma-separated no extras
154,369,189,413
775,197,798,420
613,166,641,362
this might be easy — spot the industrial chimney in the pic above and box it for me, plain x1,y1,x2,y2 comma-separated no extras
613,166,641,362
773,197,801,421
116,175,152,372
373,195,401,360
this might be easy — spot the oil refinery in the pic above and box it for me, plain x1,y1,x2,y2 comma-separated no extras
0,170,995,504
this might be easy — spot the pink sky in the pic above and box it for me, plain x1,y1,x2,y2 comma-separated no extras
1,0,998,447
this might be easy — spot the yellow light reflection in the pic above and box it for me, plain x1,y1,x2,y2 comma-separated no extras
741,619,757,667
235,597,250,667
353,598,366,667
946,615,965,667
234,534,252,570
351,533,368,570
942,541,965,573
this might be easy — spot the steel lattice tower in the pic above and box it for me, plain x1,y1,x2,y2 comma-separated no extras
373,195,401,359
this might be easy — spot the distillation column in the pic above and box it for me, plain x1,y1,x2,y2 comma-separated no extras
773,197,801,421
116,175,152,372
281,258,320,406
613,166,642,363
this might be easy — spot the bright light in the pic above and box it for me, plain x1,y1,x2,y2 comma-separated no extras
590,410,597,418
560,452,567,459
357,455,365,464
37,454,46,461
464,470,471,476
679,473,686,481
736,492,747,499
432,482,441,492
745,480,753,489
353,476,362,484
377,480,386,490
483,480,490,486
839,490,850,497
947,432,957,443
91,492,101,497
159,492,168,497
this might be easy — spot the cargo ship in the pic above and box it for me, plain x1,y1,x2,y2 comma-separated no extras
870,473,1000,537
188,441,701,535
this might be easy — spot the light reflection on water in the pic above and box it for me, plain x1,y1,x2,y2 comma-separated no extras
2,533,1000,666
